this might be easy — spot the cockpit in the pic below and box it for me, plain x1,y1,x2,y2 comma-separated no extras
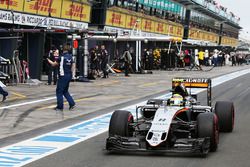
168,94,184,106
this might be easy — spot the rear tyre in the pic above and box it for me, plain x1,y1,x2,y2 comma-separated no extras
215,101,235,132
109,110,134,137
197,113,219,152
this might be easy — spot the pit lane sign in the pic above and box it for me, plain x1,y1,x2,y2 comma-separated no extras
0,10,88,29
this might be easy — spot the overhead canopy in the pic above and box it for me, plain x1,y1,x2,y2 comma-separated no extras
88,35,218,46
182,39,218,46
174,0,195,6
0,28,219,47
0,28,117,36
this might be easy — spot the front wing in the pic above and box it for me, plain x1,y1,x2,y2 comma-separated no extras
106,136,210,156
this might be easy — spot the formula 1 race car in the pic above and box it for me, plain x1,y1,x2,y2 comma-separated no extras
106,78,235,156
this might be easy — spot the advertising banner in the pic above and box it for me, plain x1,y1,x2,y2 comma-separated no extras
50,0,62,18
156,0,161,9
104,25,170,38
70,2,82,21
139,0,144,4
125,15,141,30
105,10,126,28
0,0,12,10
24,0,37,14
0,0,7,10
105,10,183,37
37,0,62,17
160,0,165,9
141,0,149,5
81,4,90,22
113,12,126,28
60,0,90,22
0,0,24,12
168,2,181,14
0,10,88,29
0,0,91,23
189,28,219,43
138,0,182,14
142,19,154,32
106,10,113,26
23,0,63,17
152,0,157,8
166,24,183,37
61,0,72,19
0,0,91,27
155,22,166,34
148,0,154,7
164,0,169,11
167,24,174,35
71,2,90,21
221,36,238,47
176,26,183,37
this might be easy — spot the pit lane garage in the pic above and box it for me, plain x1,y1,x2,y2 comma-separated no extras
106,78,235,156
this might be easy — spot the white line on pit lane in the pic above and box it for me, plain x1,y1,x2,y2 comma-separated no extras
0,69,249,167
0,93,74,110
0,97,56,110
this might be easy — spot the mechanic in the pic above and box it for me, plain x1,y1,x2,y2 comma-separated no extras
47,47,59,85
0,85,8,102
100,45,109,78
121,48,132,77
47,44,76,111
89,45,101,79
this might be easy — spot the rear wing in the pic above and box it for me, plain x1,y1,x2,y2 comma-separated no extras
172,78,212,106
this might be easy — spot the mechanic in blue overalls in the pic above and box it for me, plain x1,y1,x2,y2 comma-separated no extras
47,44,76,111
0,86,8,102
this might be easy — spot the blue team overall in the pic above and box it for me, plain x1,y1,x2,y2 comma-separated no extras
0,86,8,101
56,52,75,110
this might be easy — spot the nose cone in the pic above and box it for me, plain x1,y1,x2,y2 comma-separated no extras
146,131,167,147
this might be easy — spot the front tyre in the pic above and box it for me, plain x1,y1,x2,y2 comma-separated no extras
197,113,219,152
215,101,235,132
108,110,134,137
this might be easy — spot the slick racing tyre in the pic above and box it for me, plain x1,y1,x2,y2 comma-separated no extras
215,101,235,132
197,113,219,152
109,110,134,137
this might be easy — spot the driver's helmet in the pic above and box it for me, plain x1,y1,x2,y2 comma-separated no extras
169,94,184,106
173,83,188,97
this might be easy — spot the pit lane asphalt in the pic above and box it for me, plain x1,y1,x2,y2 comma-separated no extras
23,71,250,167
0,66,248,145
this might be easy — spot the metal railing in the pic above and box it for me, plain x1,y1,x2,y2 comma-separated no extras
191,0,239,25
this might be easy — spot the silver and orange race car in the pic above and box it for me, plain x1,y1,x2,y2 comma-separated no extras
106,78,234,156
